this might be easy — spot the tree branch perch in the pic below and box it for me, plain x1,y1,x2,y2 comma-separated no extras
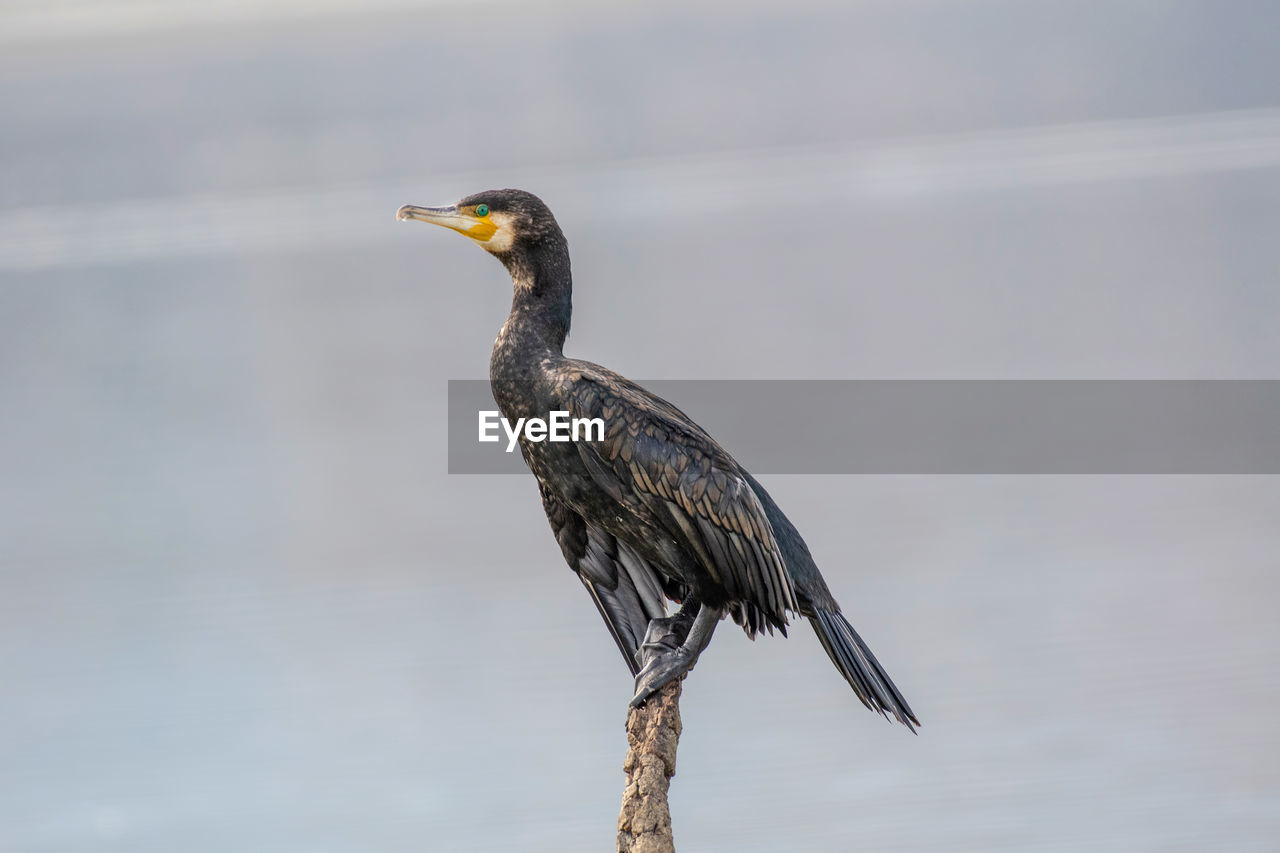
617,678,683,853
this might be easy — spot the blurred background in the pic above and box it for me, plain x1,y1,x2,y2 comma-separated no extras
2,0,1279,850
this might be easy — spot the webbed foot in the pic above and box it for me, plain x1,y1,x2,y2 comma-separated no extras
628,603,723,708
634,613,693,672
629,647,696,708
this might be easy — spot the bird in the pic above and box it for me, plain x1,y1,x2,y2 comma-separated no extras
398,189,918,730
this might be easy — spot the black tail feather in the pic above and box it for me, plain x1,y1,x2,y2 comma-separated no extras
810,609,919,732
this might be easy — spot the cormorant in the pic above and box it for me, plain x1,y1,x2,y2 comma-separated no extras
398,189,918,730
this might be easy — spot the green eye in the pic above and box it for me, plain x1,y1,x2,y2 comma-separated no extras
475,204,489,216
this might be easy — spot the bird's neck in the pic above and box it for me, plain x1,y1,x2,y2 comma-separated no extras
497,239,573,357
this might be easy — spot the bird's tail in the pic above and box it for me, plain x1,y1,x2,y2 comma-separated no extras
809,609,919,732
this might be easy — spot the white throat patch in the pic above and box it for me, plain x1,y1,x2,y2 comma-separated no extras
474,210,517,253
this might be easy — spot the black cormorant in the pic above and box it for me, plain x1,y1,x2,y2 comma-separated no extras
398,189,918,729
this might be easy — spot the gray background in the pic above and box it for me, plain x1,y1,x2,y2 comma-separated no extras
2,0,1278,850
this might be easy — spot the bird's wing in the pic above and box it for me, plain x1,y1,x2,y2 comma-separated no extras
549,364,799,633
540,484,670,676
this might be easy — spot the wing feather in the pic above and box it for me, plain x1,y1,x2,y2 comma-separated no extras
549,364,799,633
540,485,668,675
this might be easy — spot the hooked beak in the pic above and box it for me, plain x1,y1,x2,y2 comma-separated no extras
396,203,498,242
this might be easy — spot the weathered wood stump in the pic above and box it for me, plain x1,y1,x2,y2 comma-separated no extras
616,678,683,853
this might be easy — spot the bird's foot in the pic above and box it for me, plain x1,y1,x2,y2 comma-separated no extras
633,614,692,672
629,647,697,708
629,603,722,708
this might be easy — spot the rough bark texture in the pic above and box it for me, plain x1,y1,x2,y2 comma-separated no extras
616,678,683,853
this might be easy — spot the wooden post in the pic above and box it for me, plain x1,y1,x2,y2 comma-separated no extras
616,678,683,852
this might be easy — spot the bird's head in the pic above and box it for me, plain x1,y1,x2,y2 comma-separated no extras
397,189,563,259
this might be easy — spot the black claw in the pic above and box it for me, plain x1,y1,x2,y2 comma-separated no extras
629,648,695,707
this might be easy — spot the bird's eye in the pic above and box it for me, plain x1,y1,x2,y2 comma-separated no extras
475,204,490,217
